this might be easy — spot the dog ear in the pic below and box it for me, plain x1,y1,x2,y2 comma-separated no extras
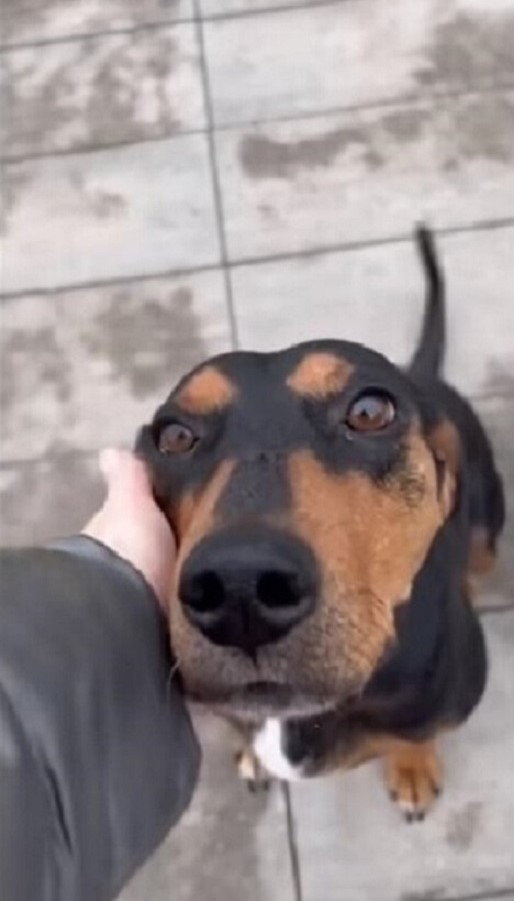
426,418,460,518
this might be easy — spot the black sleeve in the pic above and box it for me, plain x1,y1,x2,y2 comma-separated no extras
0,538,200,901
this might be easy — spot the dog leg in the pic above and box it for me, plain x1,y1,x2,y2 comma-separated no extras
235,747,271,793
383,739,442,822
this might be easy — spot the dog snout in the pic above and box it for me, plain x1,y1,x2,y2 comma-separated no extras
179,528,317,655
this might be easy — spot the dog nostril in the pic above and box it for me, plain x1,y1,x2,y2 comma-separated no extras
187,571,225,614
256,570,302,610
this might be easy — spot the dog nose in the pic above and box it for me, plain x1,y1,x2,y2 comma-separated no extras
179,529,316,654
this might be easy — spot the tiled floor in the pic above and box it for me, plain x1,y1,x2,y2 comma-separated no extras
1,1,513,899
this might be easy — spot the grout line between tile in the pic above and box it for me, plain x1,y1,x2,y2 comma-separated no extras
226,217,514,270
1,127,208,166
281,782,304,901
0,16,195,53
192,0,239,349
2,217,514,303
0,0,372,52
3,82,514,167
0,261,221,301
209,80,514,133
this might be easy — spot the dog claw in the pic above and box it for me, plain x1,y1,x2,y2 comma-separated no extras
246,778,271,794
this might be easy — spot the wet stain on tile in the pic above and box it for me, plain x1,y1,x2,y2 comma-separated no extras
446,801,483,852
240,92,514,181
1,0,183,46
2,62,75,155
452,94,514,165
379,106,426,143
1,0,48,43
415,11,514,88
381,94,514,165
3,28,185,156
66,169,127,217
0,166,33,236
82,285,207,398
0,327,72,415
485,361,514,398
239,126,382,180
89,189,126,219
84,33,180,148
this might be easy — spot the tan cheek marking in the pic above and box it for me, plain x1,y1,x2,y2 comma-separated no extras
427,418,461,517
173,459,235,581
176,365,236,414
287,437,443,677
174,492,196,541
287,352,354,398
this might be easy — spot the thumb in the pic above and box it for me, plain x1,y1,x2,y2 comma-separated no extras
99,448,154,506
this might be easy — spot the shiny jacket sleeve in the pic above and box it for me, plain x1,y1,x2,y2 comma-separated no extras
0,537,200,901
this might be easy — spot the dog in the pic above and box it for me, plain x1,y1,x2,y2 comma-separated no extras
137,227,505,821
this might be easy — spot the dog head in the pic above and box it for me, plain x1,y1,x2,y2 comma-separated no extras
137,340,458,720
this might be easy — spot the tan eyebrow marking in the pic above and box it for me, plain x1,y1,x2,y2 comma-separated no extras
176,365,237,414
287,352,354,398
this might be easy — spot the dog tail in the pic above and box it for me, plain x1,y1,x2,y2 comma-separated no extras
408,225,446,381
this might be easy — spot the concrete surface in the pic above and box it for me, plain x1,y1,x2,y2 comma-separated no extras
1,1,513,899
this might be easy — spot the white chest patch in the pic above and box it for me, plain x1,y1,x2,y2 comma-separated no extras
252,719,305,782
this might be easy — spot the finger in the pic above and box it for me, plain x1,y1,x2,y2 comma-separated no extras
99,448,154,506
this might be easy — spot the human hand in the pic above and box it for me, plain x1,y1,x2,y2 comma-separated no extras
83,448,175,611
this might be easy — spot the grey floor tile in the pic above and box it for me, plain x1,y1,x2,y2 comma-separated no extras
230,226,514,399
1,135,220,293
0,269,231,462
117,713,295,901
477,897,514,901
479,897,514,901
290,611,514,901
0,452,104,545
216,91,514,261
204,0,514,126
2,24,205,158
1,0,193,46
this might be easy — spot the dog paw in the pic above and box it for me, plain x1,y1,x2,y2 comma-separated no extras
384,741,442,822
235,748,271,794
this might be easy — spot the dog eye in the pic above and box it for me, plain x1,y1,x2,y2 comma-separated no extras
158,422,198,455
346,392,395,433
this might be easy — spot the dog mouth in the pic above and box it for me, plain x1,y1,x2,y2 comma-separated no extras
192,679,336,721
235,680,294,706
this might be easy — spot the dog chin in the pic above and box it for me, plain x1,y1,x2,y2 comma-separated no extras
190,680,338,721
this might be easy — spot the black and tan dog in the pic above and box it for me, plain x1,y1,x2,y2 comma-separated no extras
137,228,504,821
